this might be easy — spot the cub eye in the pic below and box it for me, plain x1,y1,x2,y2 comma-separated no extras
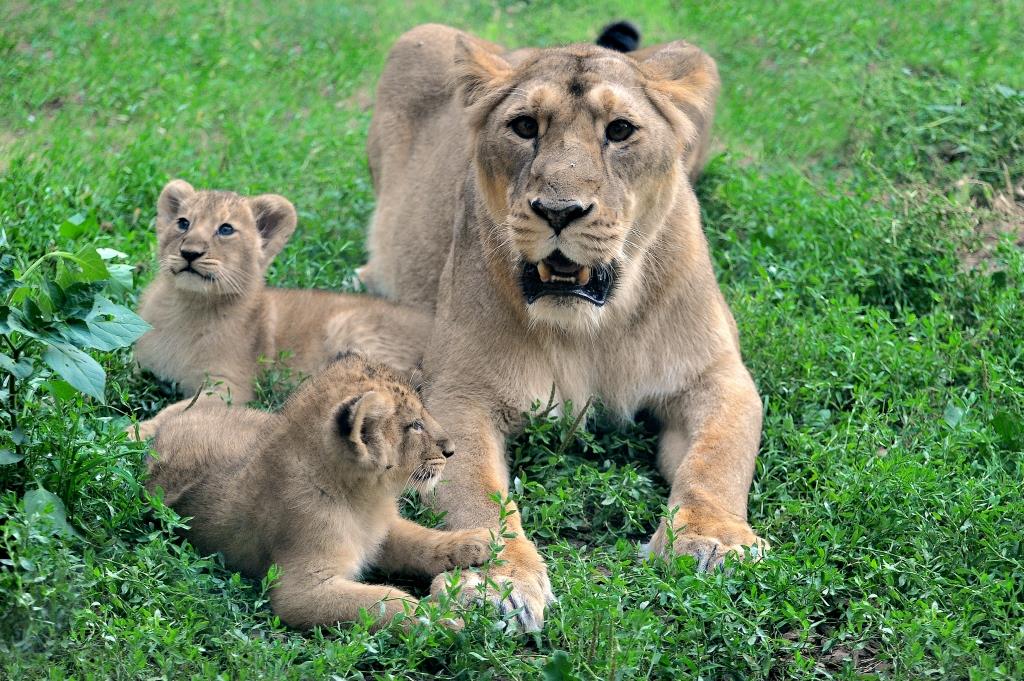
176,217,190,231
217,223,235,236
606,119,636,142
509,115,539,139
407,420,425,433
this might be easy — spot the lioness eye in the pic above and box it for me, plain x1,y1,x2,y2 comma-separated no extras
217,223,235,236
606,119,635,142
176,217,190,231
407,420,425,432
509,115,539,139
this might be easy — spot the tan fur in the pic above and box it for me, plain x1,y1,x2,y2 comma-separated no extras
132,180,433,438
363,25,766,631
145,354,493,630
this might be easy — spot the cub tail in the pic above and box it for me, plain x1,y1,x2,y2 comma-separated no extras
596,21,641,53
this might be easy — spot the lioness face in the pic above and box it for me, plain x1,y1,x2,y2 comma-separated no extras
459,42,713,331
154,180,296,297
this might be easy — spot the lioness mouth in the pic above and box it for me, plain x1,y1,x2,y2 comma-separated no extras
520,251,615,306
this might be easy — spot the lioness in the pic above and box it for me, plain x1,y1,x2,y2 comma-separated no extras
146,353,493,630
362,24,767,631
132,179,432,438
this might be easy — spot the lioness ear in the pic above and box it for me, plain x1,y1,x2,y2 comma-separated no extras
640,41,720,142
334,391,392,465
452,35,512,108
157,179,196,223
248,194,297,267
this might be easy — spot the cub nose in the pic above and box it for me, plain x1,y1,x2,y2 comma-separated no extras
180,248,204,263
529,198,593,235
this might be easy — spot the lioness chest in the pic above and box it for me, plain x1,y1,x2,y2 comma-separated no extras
517,329,714,420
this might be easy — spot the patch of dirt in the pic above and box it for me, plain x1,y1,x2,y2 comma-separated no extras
772,627,892,678
959,172,1024,270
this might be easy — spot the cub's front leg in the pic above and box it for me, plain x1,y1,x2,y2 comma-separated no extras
649,354,769,569
271,551,421,631
376,517,494,577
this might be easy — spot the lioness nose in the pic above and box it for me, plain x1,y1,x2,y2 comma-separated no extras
530,199,593,235
180,249,204,263
439,439,455,458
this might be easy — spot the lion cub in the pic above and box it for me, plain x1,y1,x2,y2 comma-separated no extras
132,179,432,438
146,353,493,630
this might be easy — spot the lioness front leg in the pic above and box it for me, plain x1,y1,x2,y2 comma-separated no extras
424,402,554,632
376,517,494,577
270,553,420,631
649,355,769,569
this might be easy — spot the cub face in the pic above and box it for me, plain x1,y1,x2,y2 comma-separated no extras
304,354,454,494
155,179,297,296
455,40,718,330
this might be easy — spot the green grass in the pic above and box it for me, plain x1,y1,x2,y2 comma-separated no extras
2,1,1023,678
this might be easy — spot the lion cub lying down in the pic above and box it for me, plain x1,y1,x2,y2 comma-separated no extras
132,179,432,438
147,353,493,630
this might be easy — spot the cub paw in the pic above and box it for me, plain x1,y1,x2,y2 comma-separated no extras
438,527,494,571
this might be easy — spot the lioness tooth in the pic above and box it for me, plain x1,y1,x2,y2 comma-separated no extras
577,266,592,286
537,261,553,283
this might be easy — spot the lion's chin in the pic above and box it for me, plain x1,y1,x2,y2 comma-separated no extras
526,296,606,334
172,268,218,293
411,474,440,496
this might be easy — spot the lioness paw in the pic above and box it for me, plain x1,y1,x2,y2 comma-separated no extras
429,537,553,633
645,518,769,571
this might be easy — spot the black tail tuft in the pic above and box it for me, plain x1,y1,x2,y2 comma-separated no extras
596,21,641,53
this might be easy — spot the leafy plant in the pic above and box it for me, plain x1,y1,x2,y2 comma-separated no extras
1,221,149,498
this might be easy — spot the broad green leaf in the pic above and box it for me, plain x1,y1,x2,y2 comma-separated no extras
64,296,150,351
106,263,134,293
23,487,79,538
8,286,30,306
0,353,34,379
5,307,41,339
43,379,79,402
59,321,100,350
60,281,105,319
59,213,97,240
71,246,109,282
0,254,19,299
0,448,23,465
42,342,106,400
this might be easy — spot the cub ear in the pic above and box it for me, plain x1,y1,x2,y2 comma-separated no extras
157,179,196,223
452,35,512,109
334,391,393,465
248,194,297,267
639,41,720,139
